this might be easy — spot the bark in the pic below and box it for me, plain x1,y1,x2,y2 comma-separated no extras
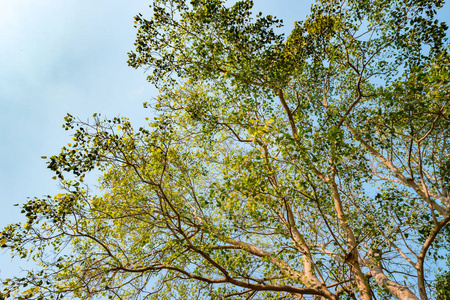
361,250,418,300
345,122,449,217
369,265,418,300
329,177,372,300
416,215,450,300
226,238,338,300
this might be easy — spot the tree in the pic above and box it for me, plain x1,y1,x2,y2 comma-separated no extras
435,269,450,299
1,0,450,299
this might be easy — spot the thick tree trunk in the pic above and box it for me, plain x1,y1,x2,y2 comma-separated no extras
369,265,419,300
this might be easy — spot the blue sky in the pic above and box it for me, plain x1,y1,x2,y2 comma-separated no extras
0,0,310,279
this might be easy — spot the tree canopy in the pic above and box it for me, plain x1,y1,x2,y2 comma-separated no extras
2,0,450,299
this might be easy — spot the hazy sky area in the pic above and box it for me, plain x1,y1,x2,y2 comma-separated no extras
0,0,311,280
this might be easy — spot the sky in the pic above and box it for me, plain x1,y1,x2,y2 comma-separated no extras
0,0,311,280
